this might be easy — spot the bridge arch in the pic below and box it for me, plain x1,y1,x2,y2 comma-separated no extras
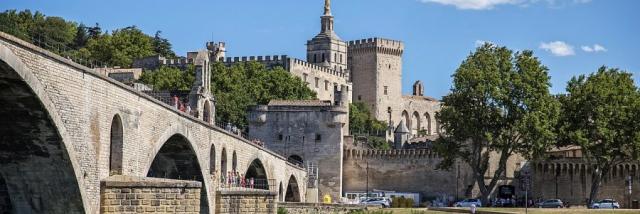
146,133,209,213
285,175,301,202
245,158,269,190
232,151,238,172
0,43,88,213
209,144,216,175
109,114,124,175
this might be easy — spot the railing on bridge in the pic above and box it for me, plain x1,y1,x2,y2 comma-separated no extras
306,162,318,189
217,176,275,193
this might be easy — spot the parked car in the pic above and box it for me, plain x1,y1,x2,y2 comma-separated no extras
359,197,391,208
454,199,482,208
590,199,620,209
536,199,564,208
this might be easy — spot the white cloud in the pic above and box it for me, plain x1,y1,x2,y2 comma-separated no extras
420,0,590,10
539,41,575,56
475,40,495,47
581,44,607,53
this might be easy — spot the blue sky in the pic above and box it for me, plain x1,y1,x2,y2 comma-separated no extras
2,0,638,99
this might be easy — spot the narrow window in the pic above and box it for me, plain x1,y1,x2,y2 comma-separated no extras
325,81,329,91
340,54,343,63
314,54,317,63
322,53,325,62
315,77,319,88
334,53,337,63
384,86,388,95
303,73,308,82
358,95,362,101
278,134,283,141
388,64,391,69
315,134,322,141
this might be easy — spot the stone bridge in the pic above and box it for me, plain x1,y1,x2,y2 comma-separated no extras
0,32,307,213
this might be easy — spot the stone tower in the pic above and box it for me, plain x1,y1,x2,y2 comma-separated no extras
348,38,405,121
206,41,226,62
307,0,348,73
189,50,215,123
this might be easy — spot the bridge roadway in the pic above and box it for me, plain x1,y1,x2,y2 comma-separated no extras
0,32,307,213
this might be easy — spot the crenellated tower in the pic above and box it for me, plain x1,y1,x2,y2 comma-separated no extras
348,38,405,122
307,0,348,73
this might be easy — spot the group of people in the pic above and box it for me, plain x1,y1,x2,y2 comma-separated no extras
218,171,256,189
172,95,192,115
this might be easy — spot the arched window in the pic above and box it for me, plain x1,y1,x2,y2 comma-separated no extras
412,111,421,135
424,112,432,135
109,115,124,175
221,148,227,175
321,53,325,62
401,111,410,130
203,101,211,123
209,145,216,175
232,151,238,172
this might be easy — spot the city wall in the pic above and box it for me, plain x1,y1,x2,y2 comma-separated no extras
530,160,640,206
215,190,276,214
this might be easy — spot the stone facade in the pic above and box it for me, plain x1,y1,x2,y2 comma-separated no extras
248,100,348,202
100,176,202,213
215,190,276,214
0,32,307,214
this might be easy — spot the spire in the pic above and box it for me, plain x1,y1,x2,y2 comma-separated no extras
324,0,331,16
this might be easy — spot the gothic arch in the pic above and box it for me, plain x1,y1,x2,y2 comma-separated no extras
401,110,410,129
146,134,209,213
209,144,216,175
203,101,212,123
412,111,421,134
221,148,228,175
287,155,304,166
285,175,301,202
109,114,124,175
0,43,87,213
279,182,284,202
232,151,238,172
245,158,269,190
424,112,432,135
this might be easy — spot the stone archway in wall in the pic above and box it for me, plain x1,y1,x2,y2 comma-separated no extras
0,48,85,213
232,151,238,173
285,175,301,202
203,101,211,123
424,112,432,135
209,144,216,175
221,148,228,176
147,134,209,214
109,114,124,175
401,110,410,129
245,159,269,190
279,182,284,202
412,111,421,135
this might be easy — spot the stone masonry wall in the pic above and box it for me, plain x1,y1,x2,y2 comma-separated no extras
216,190,276,214
100,176,201,213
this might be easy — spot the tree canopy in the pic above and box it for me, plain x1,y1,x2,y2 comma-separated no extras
349,102,390,149
0,9,176,68
435,44,559,204
557,66,640,203
139,65,195,91
211,62,317,128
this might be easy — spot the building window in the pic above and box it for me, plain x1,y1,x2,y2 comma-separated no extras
384,86,388,95
358,95,362,100
314,54,317,63
315,134,322,141
303,73,308,82
340,54,343,63
315,77,319,88
388,64,391,69
325,81,329,91
278,134,283,141
334,53,337,63
322,53,325,62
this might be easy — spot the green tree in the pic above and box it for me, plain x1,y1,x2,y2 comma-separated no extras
139,65,195,91
557,66,640,204
211,62,316,128
349,102,390,149
435,44,559,204
85,26,155,67
153,31,176,58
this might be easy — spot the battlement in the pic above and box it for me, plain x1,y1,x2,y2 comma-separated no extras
206,41,225,50
348,37,404,51
289,58,349,79
219,55,289,63
343,148,438,160
220,55,349,79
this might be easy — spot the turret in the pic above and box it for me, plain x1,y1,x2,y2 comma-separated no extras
413,80,424,96
394,120,410,149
